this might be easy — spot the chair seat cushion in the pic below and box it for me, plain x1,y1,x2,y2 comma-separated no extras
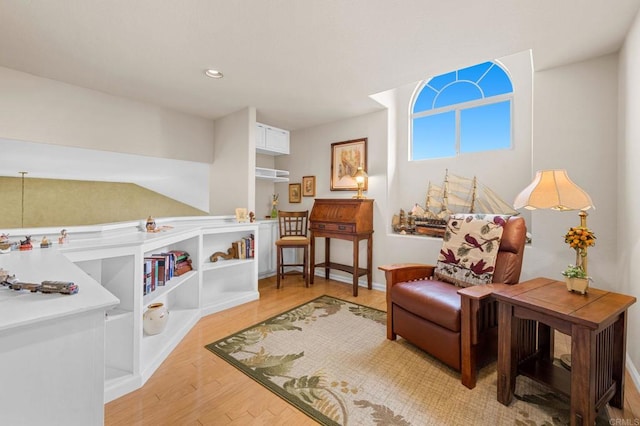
391,280,461,332
276,236,310,246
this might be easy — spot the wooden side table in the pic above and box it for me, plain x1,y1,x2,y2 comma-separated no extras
494,278,635,426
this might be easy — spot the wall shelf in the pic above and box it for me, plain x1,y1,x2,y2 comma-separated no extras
255,167,290,182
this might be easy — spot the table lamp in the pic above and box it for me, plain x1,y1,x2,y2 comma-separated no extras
513,169,595,273
353,166,368,199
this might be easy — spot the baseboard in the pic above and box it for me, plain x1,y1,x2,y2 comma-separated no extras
627,355,640,393
312,269,385,292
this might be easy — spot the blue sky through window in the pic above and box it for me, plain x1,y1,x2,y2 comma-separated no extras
411,61,513,160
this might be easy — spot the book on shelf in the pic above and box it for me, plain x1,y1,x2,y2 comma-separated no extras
143,250,193,294
231,235,255,260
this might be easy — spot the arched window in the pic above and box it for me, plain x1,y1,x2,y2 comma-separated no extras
411,61,513,160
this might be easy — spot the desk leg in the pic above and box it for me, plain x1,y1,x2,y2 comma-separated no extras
324,238,331,280
367,235,372,290
310,235,315,284
571,324,596,426
352,237,359,297
497,302,516,405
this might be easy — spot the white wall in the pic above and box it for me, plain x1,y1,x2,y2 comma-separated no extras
619,9,640,385
0,66,214,163
528,54,619,286
0,66,215,211
210,107,255,215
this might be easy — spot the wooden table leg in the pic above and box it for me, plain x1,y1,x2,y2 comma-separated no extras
324,237,331,279
538,323,553,362
367,235,372,289
611,312,627,408
497,301,516,405
571,324,596,426
352,237,359,297
309,235,315,284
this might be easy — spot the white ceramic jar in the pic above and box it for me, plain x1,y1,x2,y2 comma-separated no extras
143,302,169,335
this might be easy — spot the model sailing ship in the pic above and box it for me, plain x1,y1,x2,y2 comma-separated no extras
394,170,518,237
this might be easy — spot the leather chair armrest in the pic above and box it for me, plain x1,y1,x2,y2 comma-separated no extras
378,263,435,289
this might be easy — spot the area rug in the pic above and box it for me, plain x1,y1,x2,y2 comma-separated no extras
205,295,608,426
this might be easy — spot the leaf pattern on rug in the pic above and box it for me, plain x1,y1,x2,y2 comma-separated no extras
312,295,346,316
242,347,304,378
215,328,266,354
283,373,351,424
354,400,411,426
348,305,386,325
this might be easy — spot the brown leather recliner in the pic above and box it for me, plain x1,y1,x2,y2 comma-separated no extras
379,216,526,389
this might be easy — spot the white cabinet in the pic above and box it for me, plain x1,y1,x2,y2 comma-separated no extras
258,221,278,278
256,122,289,155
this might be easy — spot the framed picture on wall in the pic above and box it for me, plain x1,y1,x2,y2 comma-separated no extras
330,138,367,191
302,176,316,197
289,183,302,203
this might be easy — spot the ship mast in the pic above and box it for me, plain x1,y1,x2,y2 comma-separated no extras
441,169,449,214
469,176,477,213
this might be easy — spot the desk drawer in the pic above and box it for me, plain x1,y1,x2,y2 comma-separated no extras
311,223,355,233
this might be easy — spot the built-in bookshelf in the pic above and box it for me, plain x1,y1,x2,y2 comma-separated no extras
200,225,259,316
61,218,259,403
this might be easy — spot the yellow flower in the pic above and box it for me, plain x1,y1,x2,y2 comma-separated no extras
564,226,596,251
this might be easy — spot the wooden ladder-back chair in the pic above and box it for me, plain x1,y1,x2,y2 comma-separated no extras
275,210,310,288
379,215,526,389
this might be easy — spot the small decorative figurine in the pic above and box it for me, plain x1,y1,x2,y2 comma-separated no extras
0,234,11,253
146,216,157,232
58,229,68,245
40,236,52,248
19,236,33,251
249,211,256,223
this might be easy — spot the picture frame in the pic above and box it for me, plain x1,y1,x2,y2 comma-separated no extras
289,183,302,203
330,138,367,191
302,176,316,197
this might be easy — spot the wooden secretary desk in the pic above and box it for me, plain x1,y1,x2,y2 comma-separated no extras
309,198,374,296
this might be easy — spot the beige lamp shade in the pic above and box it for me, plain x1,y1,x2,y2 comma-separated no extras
513,169,594,211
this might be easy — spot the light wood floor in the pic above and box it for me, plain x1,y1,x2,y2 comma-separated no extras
105,275,640,425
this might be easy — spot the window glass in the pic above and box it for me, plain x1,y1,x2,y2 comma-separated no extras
412,112,456,160
460,100,511,153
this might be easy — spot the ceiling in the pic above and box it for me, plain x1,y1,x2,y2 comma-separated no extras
1,0,639,131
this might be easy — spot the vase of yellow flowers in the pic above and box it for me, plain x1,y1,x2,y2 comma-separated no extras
270,194,279,219
562,225,596,294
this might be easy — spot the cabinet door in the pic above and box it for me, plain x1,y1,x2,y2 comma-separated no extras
258,222,276,277
265,127,289,154
256,123,267,149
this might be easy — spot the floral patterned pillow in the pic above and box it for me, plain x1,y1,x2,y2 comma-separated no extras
434,214,509,287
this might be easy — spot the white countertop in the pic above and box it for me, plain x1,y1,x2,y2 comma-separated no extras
0,216,260,333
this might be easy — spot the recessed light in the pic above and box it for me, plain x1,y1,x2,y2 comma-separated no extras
205,69,223,79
